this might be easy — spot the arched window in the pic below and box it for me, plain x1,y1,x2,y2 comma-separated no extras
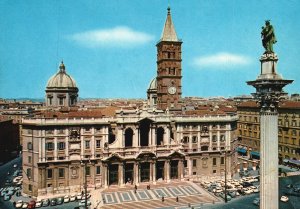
125,128,133,147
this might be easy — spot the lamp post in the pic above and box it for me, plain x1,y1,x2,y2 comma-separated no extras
81,158,90,209
224,149,227,203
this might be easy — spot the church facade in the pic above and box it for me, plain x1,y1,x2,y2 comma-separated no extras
21,8,238,198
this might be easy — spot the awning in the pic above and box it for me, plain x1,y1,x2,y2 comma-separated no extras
236,147,247,154
288,159,300,166
250,151,260,159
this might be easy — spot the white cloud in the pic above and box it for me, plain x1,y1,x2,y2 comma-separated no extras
193,52,251,69
68,26,154,48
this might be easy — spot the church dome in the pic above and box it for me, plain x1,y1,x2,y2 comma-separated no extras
148,77,157,91
47,62,77,88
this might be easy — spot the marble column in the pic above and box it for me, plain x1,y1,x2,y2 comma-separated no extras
152,161,156,184
102,164,108,188
260,112,279,209
134,162,139,185
118,163,124,186
164,160,170,182
247,52,293,209
178,160,184,180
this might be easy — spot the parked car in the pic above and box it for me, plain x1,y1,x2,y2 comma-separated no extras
50,198,57,206
70,195,76,202
76,193,82,200
22,202,28,208
228,191,236,198
57,197,64,205
242,181,253,188
3,194,11,201
35,200,42,208
78,200,91,207
253,197,260,206
64,195,70,203
42,199,50,207
28,200,36,209
15,200,23,208
280,195,289,202
5,179,12,185
218,192,231,201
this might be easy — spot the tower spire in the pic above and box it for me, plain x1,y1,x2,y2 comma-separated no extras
160,7,179,42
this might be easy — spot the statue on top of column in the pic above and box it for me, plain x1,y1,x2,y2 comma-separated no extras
261,20,277,54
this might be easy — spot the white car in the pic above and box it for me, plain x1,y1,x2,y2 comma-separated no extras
78,200,91,206
64,195,70,203
15,200,23,208
280,195,289,202
35,200,42,208
70,195,76,202
244,188,253,194
22,202,28,208
76,193,83,200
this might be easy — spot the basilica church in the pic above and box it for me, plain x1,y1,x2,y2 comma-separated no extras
21,8,238,197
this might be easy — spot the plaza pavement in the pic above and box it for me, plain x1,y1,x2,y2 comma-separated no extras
90,181,220,209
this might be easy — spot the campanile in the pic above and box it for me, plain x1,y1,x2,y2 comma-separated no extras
156,7,182,111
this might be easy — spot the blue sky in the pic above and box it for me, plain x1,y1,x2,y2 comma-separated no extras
0,0,299,99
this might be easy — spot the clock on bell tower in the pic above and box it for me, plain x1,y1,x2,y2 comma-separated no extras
156,7,182,111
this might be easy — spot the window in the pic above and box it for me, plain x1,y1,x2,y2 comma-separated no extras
221,157,224,165
28,156,32,164
96,166,101,175
46,129,54,135
86,167,90,176
193,159,197,167
46,142,54,150
183,136,189,143
213,170,217,174
184,160,187,167
26,168,32,179
212,135,217,142
27,142,33,150
96,140,101,148
58,129,64,134
85,127,91,132
220,135,226,142
85,141,90,149
192,136,198,143
201,146,208,151
58,142,65,150
213,158,217,166
28,184,32,192
202,158,208,167
47,169,53,179
59,98,64,105
59,168,64,178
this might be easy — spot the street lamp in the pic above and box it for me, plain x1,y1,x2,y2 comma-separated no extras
221,148,228,203
81,158,90,209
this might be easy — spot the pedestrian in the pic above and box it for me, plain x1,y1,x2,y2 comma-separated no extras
176,196,179,202
134,184,137,190
162,196,164,202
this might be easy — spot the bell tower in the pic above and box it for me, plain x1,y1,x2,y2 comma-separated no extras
156,7,182,111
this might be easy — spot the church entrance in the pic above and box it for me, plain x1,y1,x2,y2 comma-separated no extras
140,162,150,182
109,164,118,185
125,163,134,184
156,161,164,181
170,160,179,179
